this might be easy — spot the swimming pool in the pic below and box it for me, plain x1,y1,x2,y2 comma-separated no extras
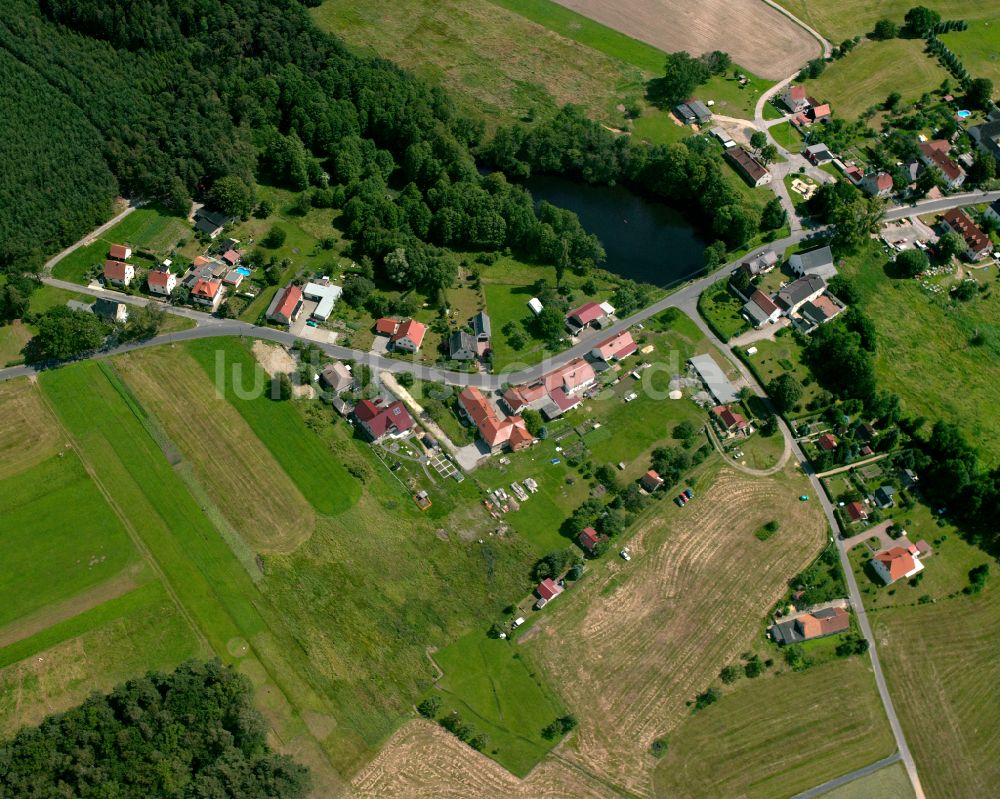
957,109,971,119
235,267,252,276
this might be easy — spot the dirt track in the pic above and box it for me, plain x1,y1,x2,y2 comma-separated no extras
549,0,820,80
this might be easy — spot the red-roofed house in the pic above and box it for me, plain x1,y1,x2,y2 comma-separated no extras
103,259,135,287
500,383,549,415
266,284,303,325
860,172,894,198
191,278,224,310
808,103,832,122
780,84,809,113
845,501,868,523
353,399,414,442
391,319,427,352
578,526,608,555
221,249,242,266
147,269,176,296
375,317,400,336
566,302,607,331
591,330,637,363
872,546,924,585
109,244,131,260
535,577,563,608
458,387,532,452
712,405,749,437
919,140,966,189
640,470,664,492
942,209,994,261
742,290,782,328
817,433,838,451
543,358,596,397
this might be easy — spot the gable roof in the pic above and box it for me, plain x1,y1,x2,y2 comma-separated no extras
192,278,222,299
845,501,868,521
320,362,353,392
271,284,302,318
93,297,126,320
501,382,548,413
749,289,779,316
919,141,964,182
776,274,826,310
543,358,596,394
391,318,426,347
578,526,606,552
221,249,241,265
536,578,563,601
792,245,834,273
354,399,414,438
785,84,806,102
567,302,605,326
459,387,531,449
103,260,131,280
943,208,991,253
147,269,173,288
375,317,399,335
874,547,916,582
725,146,769,183
472,310,491,338
640,470,664,490
809,103,832,119
712,404,748,430
593,330,637,361
108,244,130,259
449,330,477,357
817,433,837,451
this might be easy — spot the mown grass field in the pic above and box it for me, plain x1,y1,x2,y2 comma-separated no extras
840,242,1000,465
821,762,914,799
873,584,1000,799
653,657,895,799
426,631,565,776
0,379,63,479
743,333,825,417
941,15,1000,87
0,321,31,366
770,120,803,152
803,39,950,119
698,279,750,341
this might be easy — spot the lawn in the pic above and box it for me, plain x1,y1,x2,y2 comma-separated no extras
941,15,1000,88
653,657,895,799
770,120,803,152
820,762,914,799
184,337,361,515
0,453,137,628
873,581,1000,799
802,39,951,119
632,107,693,145
425,630,565,776
742,333,825,417
51,206,189,284
698,280,749,342
0,321,31,366
26,284,88,316
839,241,1000,465
311,0,647,127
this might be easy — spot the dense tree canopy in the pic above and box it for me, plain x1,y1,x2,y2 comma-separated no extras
0,659,309,799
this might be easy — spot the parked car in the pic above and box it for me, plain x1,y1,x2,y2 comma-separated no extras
620,548,631,561
674,496,685,507
624,392,638,402
683,488,694,499
677,493,688,504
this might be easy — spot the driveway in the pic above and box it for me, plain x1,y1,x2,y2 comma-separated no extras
731,318,790,348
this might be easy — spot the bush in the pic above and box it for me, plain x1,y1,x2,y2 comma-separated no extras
719,664,741,684
693,686,721,712
262,225,287,248
965,563,990,594
650,737,669,757
417,696,441,718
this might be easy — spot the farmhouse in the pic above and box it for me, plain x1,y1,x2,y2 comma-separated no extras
775,274,826,316
803,143,834,165
108,244,131,260
590,330,637,363
742,289,781,328
741,250,778,277
688,353,739,405
194,208,233,239
860,172,894,198
780,84,809,113
457,387,532,453
448,330,478,361
266,284,303,325
319,362,355,394
103,259,134,287
353,399,414,442
712,404,749,437
578,526,608,554
566,301,609,332
872,546,923,585
535,577,563,608
302,279,343,322
93,297,128,323
674,100,712,125
918,140,966,189
794,292,845,333
191,278,224,310
770,606,850,644
845,501,868,523
789,245,836,280
640,470,664,492
725,146,772,187
147,268,176,295
942,209,993,261
391,319,427,352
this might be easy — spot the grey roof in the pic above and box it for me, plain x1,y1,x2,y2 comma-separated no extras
792,245,834,272
798,299,835,327
875,486,895,507
674,102,695,120
449,330,477,359
776,274,826,310
196,208,232,228
688,354,739,404
742,297,773,326
688,100,712,120
770,607,847,645
320,362,354,393
93,297,125,320
970,119,1000,160
473,310,491,339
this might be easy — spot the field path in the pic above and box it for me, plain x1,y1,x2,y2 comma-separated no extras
41,200,143,277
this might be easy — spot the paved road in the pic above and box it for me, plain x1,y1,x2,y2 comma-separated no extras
42,201,143,276
884,189,1000,220
791,753,903,799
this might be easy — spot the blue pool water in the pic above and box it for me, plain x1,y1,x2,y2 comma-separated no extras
236,267,252,276
957,110,971,119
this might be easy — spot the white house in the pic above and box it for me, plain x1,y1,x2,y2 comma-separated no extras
147,269,177,296
781,84,810,113
303,279,343,321
103,259,135,287
871,546,924,585
789,246,837,280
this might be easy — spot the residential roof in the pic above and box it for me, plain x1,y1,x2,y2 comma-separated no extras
501,383,548,413
874,547,917,582
817,433,838,451
943,208,992,254
791,245,834,274
375,317,400,335
353,399,414,438
543,358,596,394
195,208,231,229
472,310,491,339
641,470,664,491
270,284,302,320
147,269,173,288
771,606,850,644
845,501,868,521
688,354,739,404
785,85,806,102
592,330,637,362
725,146,770,183
776,274,826,311
578,527,606,552
192,278,222,299
919,141,964,182
302,280,342,320
222,269,244,286
875,485,895,506
320,362,353,393
712,404,748,431
536,578,563,601
749,289,779,316
93,297,126,320
221,249,241,265
449,330,477,358
567,301,605,326
391,319,427,348
459,387,531,449
809,103,832,119
864,172,894,193
103,260,131,281
108,244,130,259
799,294,843,327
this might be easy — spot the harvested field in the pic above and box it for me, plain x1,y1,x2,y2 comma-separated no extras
251,340,315,399
113,347,315,553
524,467,827,797
0,378,63,479
873,587,1000,799
348,720,618,798
547,0,820,80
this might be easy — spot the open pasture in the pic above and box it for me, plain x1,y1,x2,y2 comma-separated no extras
0,379,63,478
523,466,827,796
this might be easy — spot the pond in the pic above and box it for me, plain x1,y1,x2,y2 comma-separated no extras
525,174,706,287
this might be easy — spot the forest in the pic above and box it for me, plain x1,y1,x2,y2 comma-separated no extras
0,0,603,310
0,659,309,798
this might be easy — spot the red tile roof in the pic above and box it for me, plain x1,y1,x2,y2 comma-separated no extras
543,358,596,395
845,501,868,521
273,284,302,319
108,244,130,260
221,249,241,265
943,209,992,255
750,290,779,316
459,387,531,450
567,302,605,326
501,383,547,413
593,330,637,362
536,578,562,601
796,607,849,639
354,399,414,439
874,547,917,582
192,278,222,299
578,526,607,553
103,260,131,281
375,317,399,335
786,85,806,102
641,470,664,491
817,433,838,451
712,404,748,431
920,141,964,182
391,318,426,348
147,269,173,288
810,103,832,119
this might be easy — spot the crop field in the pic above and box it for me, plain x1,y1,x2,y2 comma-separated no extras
0,379,63,479
803,39,950,119
522,466,827,796
543,0,819,80
0,321,31,366
840,242,1000,465
873,585,1000,799
112,346,317,553
653,657,895,798
425,631,564,775
349,719,619,798
312,0,647,126
51,206,188,284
